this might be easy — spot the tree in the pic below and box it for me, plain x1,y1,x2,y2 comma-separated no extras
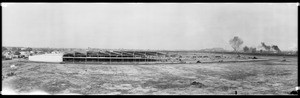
250,47,256,53
2,54,6,59
23,47,33,51
229,36,243,53
243,46,249,52
260,50,263,53
2,47,7,52
14,51,21,55
11,47,21,51
28,48,33,51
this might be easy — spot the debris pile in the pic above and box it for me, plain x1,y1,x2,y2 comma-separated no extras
190,81,205,88
6,72,15,77
252,56,257,59
289,87,299,95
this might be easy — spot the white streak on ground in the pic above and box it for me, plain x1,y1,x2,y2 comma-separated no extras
2,86,82,95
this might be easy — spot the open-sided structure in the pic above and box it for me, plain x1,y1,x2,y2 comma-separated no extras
62,50,168,64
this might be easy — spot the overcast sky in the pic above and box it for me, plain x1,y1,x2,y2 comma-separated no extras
2,3,298,51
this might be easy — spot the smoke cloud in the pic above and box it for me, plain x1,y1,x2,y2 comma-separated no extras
261,42,281,52
272,45,281,52
261,42,271,51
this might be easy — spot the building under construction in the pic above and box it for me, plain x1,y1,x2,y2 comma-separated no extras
29,50,170,64
63,50,169,64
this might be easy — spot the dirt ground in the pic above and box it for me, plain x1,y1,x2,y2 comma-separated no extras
1,55,298,95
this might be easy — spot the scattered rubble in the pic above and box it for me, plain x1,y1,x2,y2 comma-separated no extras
6,72,15,77
289,87,299,95
10,65,17,69
282,57,287,62
101,83,134,90
190,81,205,88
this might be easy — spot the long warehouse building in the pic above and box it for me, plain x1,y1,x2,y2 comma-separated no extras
28,50,169,64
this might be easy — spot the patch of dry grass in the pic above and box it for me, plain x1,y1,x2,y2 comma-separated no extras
11,77,43,92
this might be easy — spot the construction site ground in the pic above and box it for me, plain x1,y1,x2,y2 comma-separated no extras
2,55,298,95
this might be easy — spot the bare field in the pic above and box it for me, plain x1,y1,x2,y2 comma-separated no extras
2,56,298,95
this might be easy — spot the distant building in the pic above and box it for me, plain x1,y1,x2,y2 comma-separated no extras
28,51,167,63
51,51,61,54
20,51,31,58
21,47,27,51
29,53,64,62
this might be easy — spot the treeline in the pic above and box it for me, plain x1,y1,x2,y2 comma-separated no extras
207,51,297,56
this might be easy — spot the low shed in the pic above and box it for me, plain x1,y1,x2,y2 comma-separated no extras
28,53,63,62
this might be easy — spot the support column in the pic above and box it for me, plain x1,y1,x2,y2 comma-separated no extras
73,52,75,63
133,51,135,64
121,52,124,63
85,51,87,64
97,52,99,63
144,52,146,63
156,52,158,63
